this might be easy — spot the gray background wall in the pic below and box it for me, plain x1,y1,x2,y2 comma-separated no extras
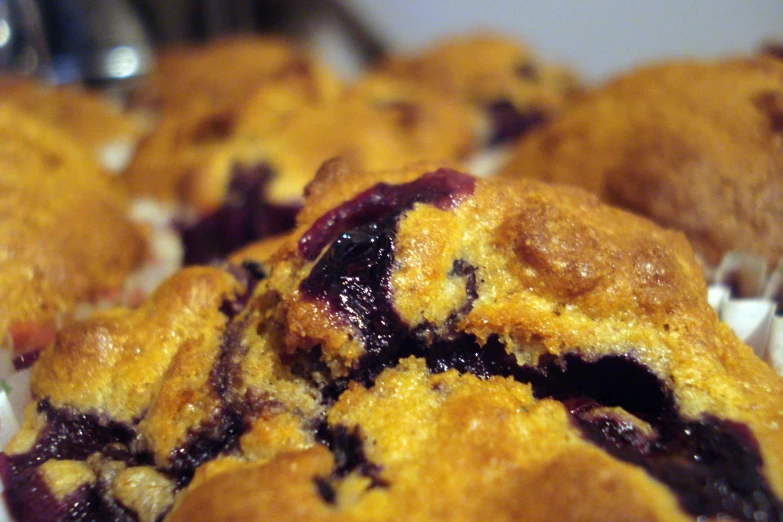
343,0,783,82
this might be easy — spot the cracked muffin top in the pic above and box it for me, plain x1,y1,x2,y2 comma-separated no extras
498,56,783,267
0,103,147,358
0,76,147,172
4,161,783,522
369,32,581,145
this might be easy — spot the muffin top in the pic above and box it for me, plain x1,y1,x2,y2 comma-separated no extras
124,50,477,264
4,162,783,522
0,103,147,354
129,34,341,114
123,34,343,204
499,56,783,267
370,32,581,144
0,76,147,172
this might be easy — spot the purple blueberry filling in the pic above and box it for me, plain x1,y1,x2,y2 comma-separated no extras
302,215,407,402
0,469,116,522
429,341,783,521
169,319,253,487
486,100,547,145
301,216,487,401
167,261,271,485
300,169,477,400
533,356,780,521
441,260,478,336
313,476,337,504
301,216,398,358
168,410,243,488
514,62,539,80
5,400,136,468
315,424,386,486
163,262,271,486
312,423,388,504
298,168,475,261
218,260,266,319
12,351,41,371
425,334,513,378
297,171,782,520
181,163,299,265
1,274,265,518
0,400,141,522
437,346,783,520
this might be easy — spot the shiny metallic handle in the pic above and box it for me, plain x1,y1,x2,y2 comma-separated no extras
73,0,152,82
0,1,9,66
0,0,50,77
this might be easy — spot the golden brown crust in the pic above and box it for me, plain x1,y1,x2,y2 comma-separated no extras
32,266,240,419
168,448,337,522
0,103,147,347
499,56,783,266
7,163,783,521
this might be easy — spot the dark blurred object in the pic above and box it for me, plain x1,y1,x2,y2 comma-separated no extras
130,0,386,72
762,41,783,60
37,0,152,84
0,0,50,76
2,0,384,84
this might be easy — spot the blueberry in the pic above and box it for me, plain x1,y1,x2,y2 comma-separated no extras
181,163,299,265
486,100,547,145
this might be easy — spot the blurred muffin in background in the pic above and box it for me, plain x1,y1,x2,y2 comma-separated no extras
129,33,342,116
499,56,783,267
124,34,478,264
168,91,476,264
231,88,477,205
123,35,344,212
0,76,148,172
0,103,148,361
367,32,581,146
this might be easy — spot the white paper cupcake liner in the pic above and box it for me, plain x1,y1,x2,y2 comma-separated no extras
709,251,783,375
0,387,14,522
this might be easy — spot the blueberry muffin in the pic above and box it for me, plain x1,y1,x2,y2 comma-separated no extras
5,160,783,521
122,35,346,264
125,75,476,264
0,76,147,172
0,103,147,361
498,56,783,267
182,92,475,264
129,34,342,116
369,32,581,145
123,34,342,204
